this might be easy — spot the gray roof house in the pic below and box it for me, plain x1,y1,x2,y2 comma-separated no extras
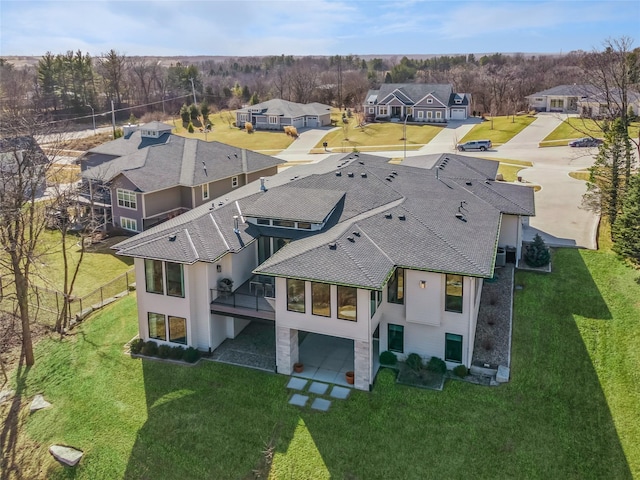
80,122,282,232
525,84,640,116
364,84,471,123
114,151,534,391
235,99,332,131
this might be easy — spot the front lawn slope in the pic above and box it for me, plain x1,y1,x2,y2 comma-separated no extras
4,248,637,479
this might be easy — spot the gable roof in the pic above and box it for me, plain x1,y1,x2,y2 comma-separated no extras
115,153,535,286
525,84,595,98
83,136,282,191
366,84,455,107
236,99,331,118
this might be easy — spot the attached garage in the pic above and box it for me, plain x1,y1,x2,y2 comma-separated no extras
305,116,318,128
450,108,467,120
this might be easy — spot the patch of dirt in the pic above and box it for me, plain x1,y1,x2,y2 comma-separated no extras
0,312,51,382
59,132,113,152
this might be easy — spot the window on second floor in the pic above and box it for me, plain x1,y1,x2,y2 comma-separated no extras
387,267,404,304
337,286,357,321
145,259,164,294
232,176,239,188
166,262,184,298
202,183,209,200
445,274,463,313
287,278,305,313
117,188,137,209
312,282,331,317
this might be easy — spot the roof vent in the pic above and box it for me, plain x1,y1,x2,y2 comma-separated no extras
398,214,406,221
336,171,342,176
385,213,392,219
455,212,466,222
328,242,337,250
466,181,472,186
386,176,392,181
227,155,230,159
218,201,224,206
361,172,367,178
169,234,177,242
354,153,359,157
391,170,398,175
352,231,361,237
347,172,354,177
347,236,355,242
358,161,364,165
260,177,267,192
234,153,238,158
485,180,491,185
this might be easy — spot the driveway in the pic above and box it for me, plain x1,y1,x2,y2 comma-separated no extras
419,118,481,154
275,126,338,163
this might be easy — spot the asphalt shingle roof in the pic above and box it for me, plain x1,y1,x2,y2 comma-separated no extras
115,153,535,287
366,84,456,106
243,187,345,223
236,99,331,117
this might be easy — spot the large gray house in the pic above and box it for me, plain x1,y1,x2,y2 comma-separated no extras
364,84,471,123
235,99,332,131
114,152,534,391
80,122,282,232
525,84,640,116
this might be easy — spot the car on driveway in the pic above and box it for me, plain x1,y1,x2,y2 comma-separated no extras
568,137,603,147
456,139,492,151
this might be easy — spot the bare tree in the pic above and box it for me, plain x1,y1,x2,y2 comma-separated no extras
0,111,62,366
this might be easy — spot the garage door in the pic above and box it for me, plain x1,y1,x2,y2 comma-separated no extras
450,108,466,120
306,116,318,127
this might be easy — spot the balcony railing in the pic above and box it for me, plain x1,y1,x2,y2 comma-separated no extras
210,276,275,321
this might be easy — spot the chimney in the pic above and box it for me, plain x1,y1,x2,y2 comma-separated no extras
260,177,267,192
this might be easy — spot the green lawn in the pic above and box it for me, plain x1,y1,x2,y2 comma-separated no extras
3,248,638,478
540,118,640,147
170,113,295,153
460,115,537,145
313,118,444,153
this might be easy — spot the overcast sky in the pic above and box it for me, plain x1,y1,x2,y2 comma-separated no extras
1,0,638,57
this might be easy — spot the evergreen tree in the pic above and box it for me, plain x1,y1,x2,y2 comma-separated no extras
200,101,210,124
180,104,190,124
249,92,260,105
612,174,640,262
524,234,551,267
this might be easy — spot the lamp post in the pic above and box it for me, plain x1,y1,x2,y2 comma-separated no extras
86,104,96,135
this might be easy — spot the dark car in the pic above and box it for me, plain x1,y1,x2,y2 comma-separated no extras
456,139,492,151
568,137,603,147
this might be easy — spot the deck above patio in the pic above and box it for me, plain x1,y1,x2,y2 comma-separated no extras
210,276,276,321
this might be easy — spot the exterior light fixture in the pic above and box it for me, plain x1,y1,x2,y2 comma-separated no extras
420,280,427,289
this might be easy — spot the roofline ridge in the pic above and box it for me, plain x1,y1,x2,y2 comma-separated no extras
356,224,394,264
337,228,385,287
210,212,230,251
184,229,198,260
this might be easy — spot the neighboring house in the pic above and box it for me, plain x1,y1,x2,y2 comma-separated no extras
363,84,471,123
0,136,49,200
235,99,332,131
79,122,282,232
114,152,534,391
525,85,640,116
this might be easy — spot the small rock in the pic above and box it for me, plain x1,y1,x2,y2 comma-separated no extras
49,445,83,467
30,394,52,413
496,365,510,383
0,389,15,404
515,285,524,290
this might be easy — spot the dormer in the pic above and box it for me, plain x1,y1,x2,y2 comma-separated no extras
140,121,173,139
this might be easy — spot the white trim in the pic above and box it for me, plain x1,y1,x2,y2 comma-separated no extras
120,216,138,232
116,188,137,210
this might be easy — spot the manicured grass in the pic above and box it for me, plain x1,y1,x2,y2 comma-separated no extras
4,247,638,478
459,115,537,145
540,118,640,147
28,231,133,296
170,113,295,152
313,117,444,153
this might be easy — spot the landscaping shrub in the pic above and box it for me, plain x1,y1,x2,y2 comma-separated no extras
379,350,397,366
245,122,253,133
158,344,171,359
406,353,423,371
129,338,144,354
170,345,185,360
427,356,447,374
187,122,195,133
141,340,158,357
524,233,551,267
453,365,468,378
183,347,201,363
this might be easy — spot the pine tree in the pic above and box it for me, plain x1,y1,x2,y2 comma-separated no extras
524,234,551,267
612,174,640,262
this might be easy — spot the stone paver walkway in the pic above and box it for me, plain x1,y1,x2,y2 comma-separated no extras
287,379,352,411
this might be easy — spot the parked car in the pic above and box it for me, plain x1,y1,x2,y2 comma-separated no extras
568,137,604,147
456,139,492,151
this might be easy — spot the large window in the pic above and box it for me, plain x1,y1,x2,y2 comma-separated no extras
445,274,463,313
169,316,187,344
258,236,272,263
370,290,377,318
287,279,305,313
388,324,404,353
117,188,137,209
445,333,463,363
337,286,357,321
387,268,404,304
379,106,387,115
312,282,331,317
550,99,564,109
120,217,137,232
165,262,184,298
148,312,166,341
145,259,164,294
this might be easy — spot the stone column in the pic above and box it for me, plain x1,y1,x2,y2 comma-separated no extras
354,339,371,391
276,326,298,375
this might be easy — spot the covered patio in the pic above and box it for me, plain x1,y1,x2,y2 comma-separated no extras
293,333,355,388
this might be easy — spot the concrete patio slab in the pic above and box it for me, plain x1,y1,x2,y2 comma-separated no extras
308,382,329,395
311,398,332,412
289,394,309,407
286,377,308,391
329,386,351,399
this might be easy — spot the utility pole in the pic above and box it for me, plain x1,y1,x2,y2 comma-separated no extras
190,77,197,107
111,100,116,138
86,104,96,134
